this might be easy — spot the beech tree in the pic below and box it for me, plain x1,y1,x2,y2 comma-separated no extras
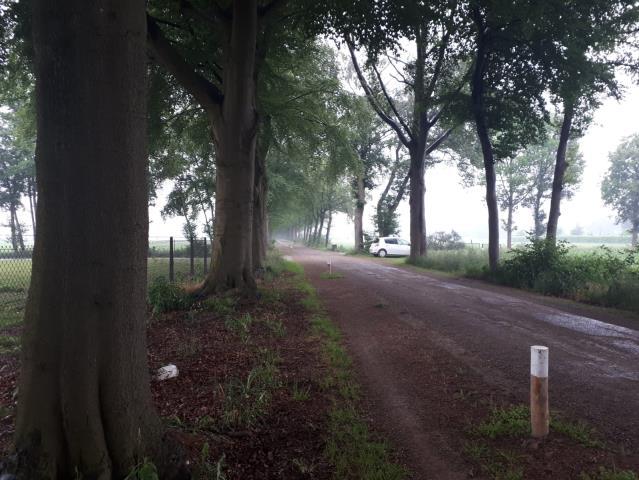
147,0,278,294
14,1,181,478
468,1,549,270
542,0,639,242
602,134,639,246
345,96,387,251
375,143,410,237
342,0,467,261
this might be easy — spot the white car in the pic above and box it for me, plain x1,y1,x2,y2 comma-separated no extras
369,237,411,257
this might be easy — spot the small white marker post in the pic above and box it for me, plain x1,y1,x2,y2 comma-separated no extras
530,346,549,438
327,257,332,275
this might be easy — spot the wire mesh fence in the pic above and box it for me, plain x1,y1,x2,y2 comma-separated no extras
0,237,211,325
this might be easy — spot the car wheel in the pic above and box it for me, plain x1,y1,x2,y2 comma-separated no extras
378,249,387,258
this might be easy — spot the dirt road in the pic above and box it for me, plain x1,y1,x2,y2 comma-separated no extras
288,245,639,479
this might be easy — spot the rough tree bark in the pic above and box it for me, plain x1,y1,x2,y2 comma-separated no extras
471,22,500,271
354,172,365,251
148,0,260,295
325,209,333,247
505,194,514,249
253,116,272,271
376,145,409,236
546,101,575,243
14,1,178,478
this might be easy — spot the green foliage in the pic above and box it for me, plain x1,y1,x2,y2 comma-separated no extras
602,134,639,235
463,440,524,480
124,459,159,480
320,271,344,279
192,444,227,480
291,381,311,402
202,296,237,317
475,406,529,440
0,334,20,354
408,248,489,276
147,277,194,313
427,230,465,251
225,313,253,344
494,239,639,310
220,350,281,429
326,406,408,480
551,417,601,448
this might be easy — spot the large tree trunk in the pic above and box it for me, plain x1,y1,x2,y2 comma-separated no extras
15,1,175,478
8,200,18,253
252,117,271,271
471,31,500,271
325,209,333,247
28,177,37,237
198,1,258,295
408,150,427,261
506,200,513,249
533,194,544,239
546,101,574,243
354,173,365,251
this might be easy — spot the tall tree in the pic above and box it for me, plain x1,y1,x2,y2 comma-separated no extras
468,1,548,270
375,143,410,236
345,96,387,251
147,0,271,294
521,136,584,239
344,1,466,261
543,0,639,242
602,134,639,246
14,1,179,477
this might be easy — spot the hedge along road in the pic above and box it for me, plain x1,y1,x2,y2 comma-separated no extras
287,243,639,479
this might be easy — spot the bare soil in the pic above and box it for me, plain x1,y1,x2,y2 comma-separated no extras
0,272,335,479
293,245,639,479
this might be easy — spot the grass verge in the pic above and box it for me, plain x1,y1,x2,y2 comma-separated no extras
290,264,408,479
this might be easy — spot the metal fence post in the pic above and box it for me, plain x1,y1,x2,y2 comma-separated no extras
169,236,174,283
190,237,195,279
203,237,208,274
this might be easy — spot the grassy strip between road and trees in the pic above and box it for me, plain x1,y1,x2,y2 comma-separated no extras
0,252,407,479
407,239,639,314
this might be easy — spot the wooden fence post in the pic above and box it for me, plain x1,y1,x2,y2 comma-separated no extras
531,345,549,438
169,236,174,283
203,237,208,274
190,237,195,279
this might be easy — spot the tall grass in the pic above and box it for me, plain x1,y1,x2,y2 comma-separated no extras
408,240,639,314
408,248,489,276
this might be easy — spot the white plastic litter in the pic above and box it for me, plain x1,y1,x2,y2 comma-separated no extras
156,364,179,380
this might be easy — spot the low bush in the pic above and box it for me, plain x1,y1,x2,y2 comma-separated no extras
493,239,639,311
147,277,194,313
408,248,488,275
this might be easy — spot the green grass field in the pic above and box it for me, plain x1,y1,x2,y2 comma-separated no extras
0,257,209,327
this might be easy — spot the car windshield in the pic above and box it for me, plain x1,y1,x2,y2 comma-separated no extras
398,239,409,245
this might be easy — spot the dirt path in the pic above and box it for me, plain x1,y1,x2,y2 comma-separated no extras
287,244,639,479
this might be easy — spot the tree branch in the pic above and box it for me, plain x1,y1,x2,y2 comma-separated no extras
371,64,415,143
147,15,223,111
346,39,412,148
425,127,453,156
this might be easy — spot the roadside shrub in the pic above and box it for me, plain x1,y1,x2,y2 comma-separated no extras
427,230,465,250
409,248,488,274
148,277,194,313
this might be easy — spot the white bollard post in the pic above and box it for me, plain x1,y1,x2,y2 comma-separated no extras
327,258,332,275
530,346,549,438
